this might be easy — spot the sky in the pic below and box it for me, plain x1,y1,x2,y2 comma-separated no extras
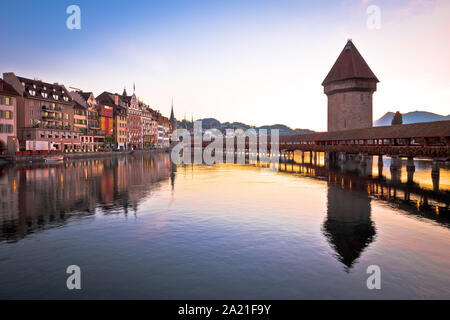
0,0,449,131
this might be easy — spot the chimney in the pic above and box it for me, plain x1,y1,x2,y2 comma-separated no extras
114,94,119,105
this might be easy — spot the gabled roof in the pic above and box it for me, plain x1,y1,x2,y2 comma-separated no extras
17,76,73,103
69,91,88,109
0,79,19,96
322,40,379,86
96,91,127,113
78,91,93,101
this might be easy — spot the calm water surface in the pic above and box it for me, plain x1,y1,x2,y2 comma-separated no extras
0,152,449,299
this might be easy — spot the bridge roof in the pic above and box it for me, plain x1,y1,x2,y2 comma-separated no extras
322,40,379,86
282,120,450,142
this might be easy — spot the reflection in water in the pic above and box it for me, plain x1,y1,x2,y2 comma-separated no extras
277,152,450,270
0,153,172,242
0,151,449,299
323,183,375,270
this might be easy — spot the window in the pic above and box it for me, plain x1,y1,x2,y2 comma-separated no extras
0,124,13,133
29,109,34,116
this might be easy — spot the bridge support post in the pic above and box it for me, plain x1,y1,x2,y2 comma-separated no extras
390,156,402,184
313,151,317,165
406,157,415,184
338,152,346,171
431,160,440,191
301,151,305,164
377,155,384,179
325,152,330,168
359,154,371,177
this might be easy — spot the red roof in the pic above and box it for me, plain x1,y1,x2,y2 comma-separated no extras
322,40,379,86
0,79,19,96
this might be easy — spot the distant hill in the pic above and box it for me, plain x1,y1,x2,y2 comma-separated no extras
178,118,315,135
374,111,450,126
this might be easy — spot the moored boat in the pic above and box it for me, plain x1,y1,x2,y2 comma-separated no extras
44,155,64,163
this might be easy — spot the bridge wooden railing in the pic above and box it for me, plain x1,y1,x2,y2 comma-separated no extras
277,144,449,159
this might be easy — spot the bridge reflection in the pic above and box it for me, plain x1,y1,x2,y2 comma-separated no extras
253,153,450,269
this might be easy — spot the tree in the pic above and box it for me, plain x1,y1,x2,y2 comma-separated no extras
391,111,403,125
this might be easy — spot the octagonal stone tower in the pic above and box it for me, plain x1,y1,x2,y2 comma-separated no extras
322,40,379,132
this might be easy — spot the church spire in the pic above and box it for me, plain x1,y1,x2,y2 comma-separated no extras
170,98,176,124
122,87,127,97
170,99,174,117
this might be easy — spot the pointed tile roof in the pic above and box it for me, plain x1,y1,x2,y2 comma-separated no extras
322,40,379,86
69,91,88,109
0,79,19,96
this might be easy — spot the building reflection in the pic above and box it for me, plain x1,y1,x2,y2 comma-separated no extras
323,176,375,270
0,153,173,242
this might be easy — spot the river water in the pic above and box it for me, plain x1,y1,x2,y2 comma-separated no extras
0,152,449,299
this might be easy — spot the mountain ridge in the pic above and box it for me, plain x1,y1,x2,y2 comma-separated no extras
374,111,450,126
177,111,449,134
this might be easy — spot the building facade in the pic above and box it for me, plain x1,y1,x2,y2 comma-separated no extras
114,95,128,150
0,79,19,154
3,73,80,151
322,40,379,132
156,114,170,148
81,92,103,150
96,92,115,147
97,92,128,150
141,103,154,148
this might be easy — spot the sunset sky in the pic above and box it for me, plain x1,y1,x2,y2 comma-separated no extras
1,0,449,131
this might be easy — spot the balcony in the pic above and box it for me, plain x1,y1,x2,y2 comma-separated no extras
41,105,62,112
41,113,60,120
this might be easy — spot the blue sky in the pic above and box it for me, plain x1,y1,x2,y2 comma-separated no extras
1,0,449,130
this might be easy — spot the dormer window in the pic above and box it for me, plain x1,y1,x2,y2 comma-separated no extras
42,92,48,98
33,84,36,89
43,86,47,90
29,90,36,96
53,94,59,100
63,96,69,102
